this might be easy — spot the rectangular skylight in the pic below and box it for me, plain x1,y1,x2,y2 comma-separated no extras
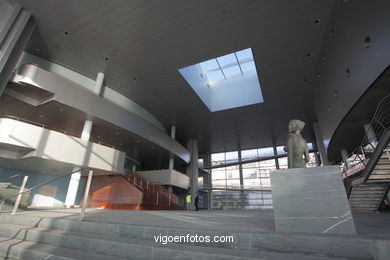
178,48,264,112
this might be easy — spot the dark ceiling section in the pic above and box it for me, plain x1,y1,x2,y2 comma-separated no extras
327,65,390,162
16,0,336,155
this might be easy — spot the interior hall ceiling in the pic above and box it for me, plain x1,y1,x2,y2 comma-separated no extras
15,0,336,155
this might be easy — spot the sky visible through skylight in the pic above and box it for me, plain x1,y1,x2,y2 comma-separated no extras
178,48,263,112
199,48,255,86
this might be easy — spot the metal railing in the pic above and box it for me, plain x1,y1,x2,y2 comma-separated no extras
0,168,90,218
341,94,390,188
124,171,181,207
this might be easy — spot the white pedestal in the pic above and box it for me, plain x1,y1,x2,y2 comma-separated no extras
270,166,356,235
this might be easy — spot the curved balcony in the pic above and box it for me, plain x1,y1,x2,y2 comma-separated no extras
4,64,190,167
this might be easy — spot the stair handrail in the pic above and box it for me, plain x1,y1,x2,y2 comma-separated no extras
341,94,390,186
0,167,86,212
125,171,180,206
0,174,22,183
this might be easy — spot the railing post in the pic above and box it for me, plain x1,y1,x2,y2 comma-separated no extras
156,193,159,206
80,170,93,221
146,180,149,190
169,194,171,206
11,176,28,215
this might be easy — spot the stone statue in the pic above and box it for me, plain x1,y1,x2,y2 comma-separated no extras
284,119,309,168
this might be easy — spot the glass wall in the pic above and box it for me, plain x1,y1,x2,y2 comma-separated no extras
209,143,317,210
211,190,273,210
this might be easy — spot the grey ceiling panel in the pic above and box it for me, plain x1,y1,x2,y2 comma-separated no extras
14,0,336,155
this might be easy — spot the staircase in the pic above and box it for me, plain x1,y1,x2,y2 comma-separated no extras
124,172,183,210
0,213,389,260
342,94,390,213
349,184,389,212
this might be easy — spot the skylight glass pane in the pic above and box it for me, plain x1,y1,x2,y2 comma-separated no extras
207,70,225,83
236,48,253,62
216,53,237,68
240,60,256,73
199,59,219,73
222,65,241,78
178,47,264,112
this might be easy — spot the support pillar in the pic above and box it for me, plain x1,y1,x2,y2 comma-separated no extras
203,152,212,210
65,72,102,207
168,126,176,170
186,139,198,210
238,148,245,209
312,122,330,165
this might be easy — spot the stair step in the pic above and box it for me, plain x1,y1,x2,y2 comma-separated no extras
0,214,382,260
0,223,339,260
0,236,122,260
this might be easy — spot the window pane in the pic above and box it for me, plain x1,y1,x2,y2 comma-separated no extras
242,167,258,179
212,180,226,189
225,151,239,163
278,156,288,169
241,148,258,160
211,168,225,180
225,165,240,178
276,146,287,155
307,152,317,167
211,152,225,165
257,147,274,157
243,178,260,189
226,179,240,189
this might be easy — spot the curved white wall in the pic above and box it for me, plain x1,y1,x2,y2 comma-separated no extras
16,52,167,132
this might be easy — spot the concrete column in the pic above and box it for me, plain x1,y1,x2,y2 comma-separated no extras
186,139,198,210
64,171,81,207
312,122,330,165
95,72,105,96
364,124,377,144
80,119,93,141
203,153,212,210
238,148,245,209
64,72,103,207
168,126,176,170
341,149,349,170
65,101,95,206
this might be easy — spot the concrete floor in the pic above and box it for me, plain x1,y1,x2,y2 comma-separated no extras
6,208,390,238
